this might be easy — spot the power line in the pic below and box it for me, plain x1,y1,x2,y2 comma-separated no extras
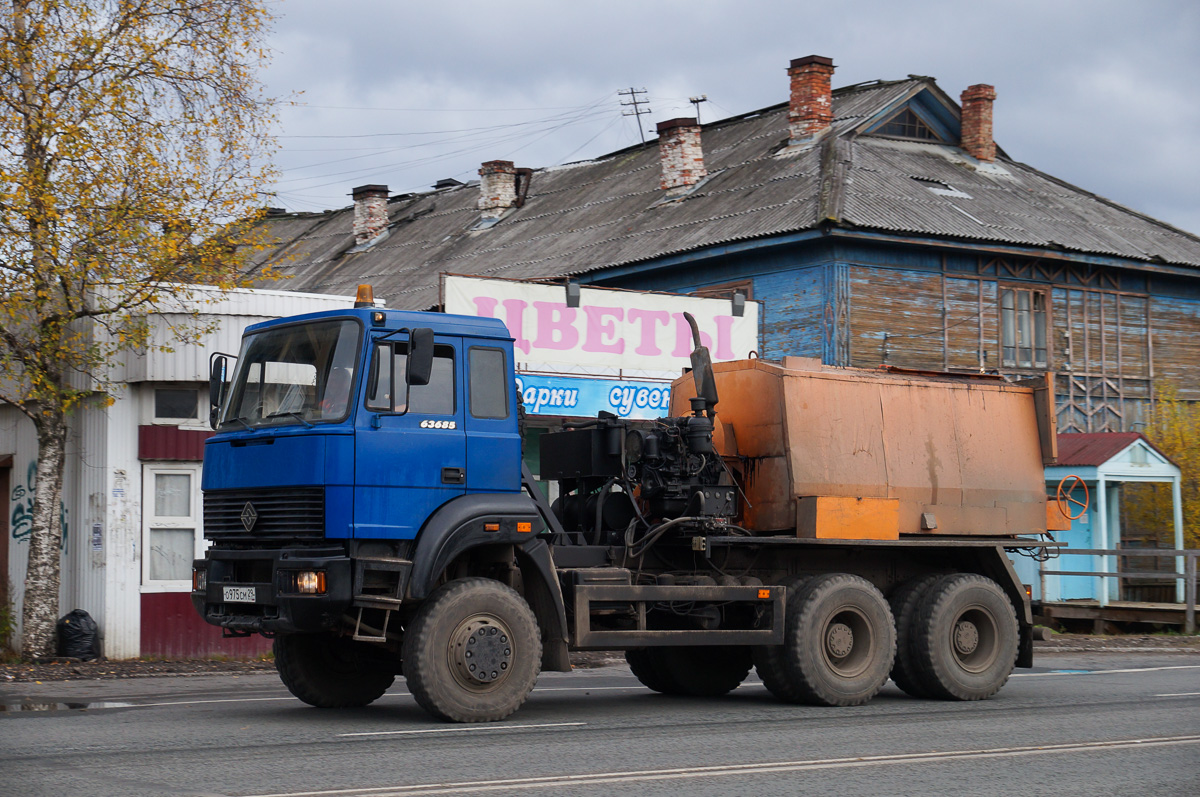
618,87,651,145
272,101,616,192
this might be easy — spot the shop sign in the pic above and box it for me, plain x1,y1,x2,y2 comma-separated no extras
445,275,758,372
515,374,673,419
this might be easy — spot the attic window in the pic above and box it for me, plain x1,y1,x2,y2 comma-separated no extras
875,108,942,141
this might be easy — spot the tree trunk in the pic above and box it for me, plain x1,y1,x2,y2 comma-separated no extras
20,410,68,660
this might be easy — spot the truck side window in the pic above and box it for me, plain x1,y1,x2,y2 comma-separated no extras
469,347,509,419
366,342,456,415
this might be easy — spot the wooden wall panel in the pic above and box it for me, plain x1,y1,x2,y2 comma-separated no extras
1152,296,1200,400
756,267,824,359
979,281,999,371
946,277,983,371
848,267,943,370
1119,295,1151,384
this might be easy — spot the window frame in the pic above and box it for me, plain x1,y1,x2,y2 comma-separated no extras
468,346,510,420
689,279,754,302
870,107,945,142
152,387,201,424
141,463,203,592
365,340,457,416
999,284,1051,371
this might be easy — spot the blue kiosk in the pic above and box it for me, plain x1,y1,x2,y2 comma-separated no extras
1025,433,1184,606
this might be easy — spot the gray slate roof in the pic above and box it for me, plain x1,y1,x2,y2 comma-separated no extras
249,77,1200,310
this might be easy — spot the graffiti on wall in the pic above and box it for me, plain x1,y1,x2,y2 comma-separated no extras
10,460,70,551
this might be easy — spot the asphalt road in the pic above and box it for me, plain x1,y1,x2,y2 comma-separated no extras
2,651,1198,797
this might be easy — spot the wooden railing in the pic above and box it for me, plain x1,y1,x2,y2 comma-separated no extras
1038,548,1198,634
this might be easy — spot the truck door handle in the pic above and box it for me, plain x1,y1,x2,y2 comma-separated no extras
441,467,465,484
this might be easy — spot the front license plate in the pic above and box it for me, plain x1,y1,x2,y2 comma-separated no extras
223,586,257,603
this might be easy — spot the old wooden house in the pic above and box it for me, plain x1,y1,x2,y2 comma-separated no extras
246,55,1200,434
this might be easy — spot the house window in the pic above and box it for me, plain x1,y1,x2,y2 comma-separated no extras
1000,287,1048,369
154,388,198,421
875,108,942,141
143,464,202,589
690,279,753,301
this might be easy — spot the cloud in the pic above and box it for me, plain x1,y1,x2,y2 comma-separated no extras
260,0,1200,234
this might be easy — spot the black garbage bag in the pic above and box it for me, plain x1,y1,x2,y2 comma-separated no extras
56,609,101,661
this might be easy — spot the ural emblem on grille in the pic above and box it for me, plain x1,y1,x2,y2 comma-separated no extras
240,502,258,531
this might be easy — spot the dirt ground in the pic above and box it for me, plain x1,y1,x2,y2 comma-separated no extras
1,636,1195,684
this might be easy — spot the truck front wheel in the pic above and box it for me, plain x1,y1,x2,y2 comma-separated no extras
402,577,542,722
274,633,396,708
910,574,1018,701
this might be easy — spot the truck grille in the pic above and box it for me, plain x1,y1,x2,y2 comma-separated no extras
204,487,325,541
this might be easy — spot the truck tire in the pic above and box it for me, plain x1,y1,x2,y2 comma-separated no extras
626,648,680,694
911,574,1018,701
274,633,395,708
402,577,542,722
888,575,941,698
759,573,895,707
752,575,811,703
656,646,753,697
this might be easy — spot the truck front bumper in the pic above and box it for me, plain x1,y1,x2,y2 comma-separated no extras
191,546,353,635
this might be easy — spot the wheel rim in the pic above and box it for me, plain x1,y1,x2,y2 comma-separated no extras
949,605,999,673
820,607,874,678
447,613,514,692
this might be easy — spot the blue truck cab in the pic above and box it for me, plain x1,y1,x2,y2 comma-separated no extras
192,305,558,642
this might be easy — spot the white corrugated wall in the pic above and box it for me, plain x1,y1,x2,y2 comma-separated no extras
102,389,142,658
127,287,361,383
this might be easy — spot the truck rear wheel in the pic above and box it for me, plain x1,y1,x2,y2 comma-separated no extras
629,646,752,697
626,648,679,694
757,573,895,707
888,575,941,698
911,574,1018,701
752,575,810,702
274,633,395,708
402,577,542,722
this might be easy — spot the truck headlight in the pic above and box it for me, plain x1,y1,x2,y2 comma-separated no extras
296,570,326,594
192,568,207,592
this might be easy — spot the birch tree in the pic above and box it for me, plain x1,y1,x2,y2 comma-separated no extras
0,0,275,659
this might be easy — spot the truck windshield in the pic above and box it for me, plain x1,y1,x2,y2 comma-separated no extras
220,319,362,429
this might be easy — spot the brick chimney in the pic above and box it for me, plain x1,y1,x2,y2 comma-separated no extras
960,84,997,162
656,117,706,191
788,55,835,142
351,184,389,245
478,160,518,219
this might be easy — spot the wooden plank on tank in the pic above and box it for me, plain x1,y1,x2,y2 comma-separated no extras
796,496,899,540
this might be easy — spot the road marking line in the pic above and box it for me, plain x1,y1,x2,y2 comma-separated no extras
244,735,1200,797
1155,692,1200,697
83,666,1198,710
1012,664,1200,677
137,697,298,707
337,722,584,738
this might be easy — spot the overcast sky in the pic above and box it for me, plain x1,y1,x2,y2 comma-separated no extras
262,0,1200,236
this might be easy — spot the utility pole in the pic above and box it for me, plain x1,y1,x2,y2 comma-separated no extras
689,95,708,124
618,87,652,145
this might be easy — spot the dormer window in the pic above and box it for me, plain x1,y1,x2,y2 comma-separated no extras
875,108,943,141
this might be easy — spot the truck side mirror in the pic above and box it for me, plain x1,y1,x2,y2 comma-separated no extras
407,328,435,387
208,354,228,429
